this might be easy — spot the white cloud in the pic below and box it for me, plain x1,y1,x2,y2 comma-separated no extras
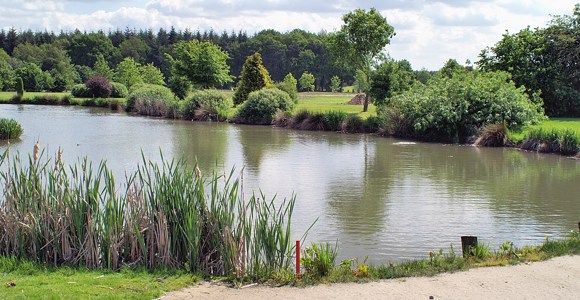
0,0,577,70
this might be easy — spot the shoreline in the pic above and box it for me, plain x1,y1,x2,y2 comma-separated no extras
161,255,580,300
2,101,578,158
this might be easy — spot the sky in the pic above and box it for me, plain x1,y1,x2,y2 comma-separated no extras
1,0,578,70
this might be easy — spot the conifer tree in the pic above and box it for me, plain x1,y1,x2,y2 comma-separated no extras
233,52,272,105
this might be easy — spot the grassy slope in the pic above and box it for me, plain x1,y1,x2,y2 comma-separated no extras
216,90,375,119
0,259,198,300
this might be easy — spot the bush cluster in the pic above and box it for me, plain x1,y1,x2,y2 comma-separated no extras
0,118,23,140
110,82,129,98
235,88,293,125
71,80,127,98
126,84,177,118
381,71,545,142
276,73,298,103
180,89,232,121
71,84,91,98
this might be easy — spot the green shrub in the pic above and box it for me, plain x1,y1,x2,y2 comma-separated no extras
167,75,191,100
342,114,365,133
301,242,338,278
299,112,326,131
363,115,383,133
126,84,177,118
0,118,23,140
289,110,310,129
235,88,293,125
180,89,232,121
15,77,24,97
322,111,348,132
110,82,128,98
31,95,59,105
71,84,91,98
560,129,580,155
276,73,298,103
382,71,545,142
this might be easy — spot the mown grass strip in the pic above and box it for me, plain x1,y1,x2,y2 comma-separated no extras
0,257,199,300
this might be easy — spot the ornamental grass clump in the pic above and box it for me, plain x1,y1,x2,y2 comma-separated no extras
322,111,348,132
180,89,231,121
0,118,23,140
474,123,510,147
0,147,297,280
126,84,177,118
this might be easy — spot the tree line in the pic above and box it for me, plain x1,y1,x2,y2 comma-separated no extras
1,4,578,118
0,27,352,92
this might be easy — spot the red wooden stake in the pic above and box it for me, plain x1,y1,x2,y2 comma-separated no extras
296,240,301,279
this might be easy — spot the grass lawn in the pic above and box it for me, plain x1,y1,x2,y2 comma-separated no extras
217,90,375,119
295,92,376,119
510,118,580,142
0,258,198,300
0,91,71,102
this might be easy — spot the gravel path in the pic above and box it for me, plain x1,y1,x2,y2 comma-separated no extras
160,255,580,300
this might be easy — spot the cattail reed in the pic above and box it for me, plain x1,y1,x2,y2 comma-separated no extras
33,142,40,161
0,148,297,280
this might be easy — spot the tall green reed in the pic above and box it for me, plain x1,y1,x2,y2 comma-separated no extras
0,147,297,279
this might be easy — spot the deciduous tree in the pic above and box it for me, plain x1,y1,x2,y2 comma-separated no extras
113,57,143,89
299,71,315,92
331,8,395,112
167,40,232,89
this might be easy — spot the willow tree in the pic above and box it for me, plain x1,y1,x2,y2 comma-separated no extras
331,8,395,112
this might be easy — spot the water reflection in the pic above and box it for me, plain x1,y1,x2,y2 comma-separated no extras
2,104,579,264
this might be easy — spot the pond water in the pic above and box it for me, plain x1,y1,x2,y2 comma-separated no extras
1,104,579,263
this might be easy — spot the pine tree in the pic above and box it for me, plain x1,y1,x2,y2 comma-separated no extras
233,52,272,105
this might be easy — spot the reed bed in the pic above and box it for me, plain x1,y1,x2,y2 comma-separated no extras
0,147,296,280
520,127,580,156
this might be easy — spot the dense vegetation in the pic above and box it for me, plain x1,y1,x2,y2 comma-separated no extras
0,148,296,280
0,27,352,92
380,71,546,142
478,4,580,117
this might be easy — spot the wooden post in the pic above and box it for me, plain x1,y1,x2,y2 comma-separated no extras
296,240,301,279
578,222,580,232
461,236,478,258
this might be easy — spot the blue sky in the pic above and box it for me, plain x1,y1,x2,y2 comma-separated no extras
1,0,577,70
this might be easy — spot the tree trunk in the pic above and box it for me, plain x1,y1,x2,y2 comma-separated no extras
363,93,369,112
